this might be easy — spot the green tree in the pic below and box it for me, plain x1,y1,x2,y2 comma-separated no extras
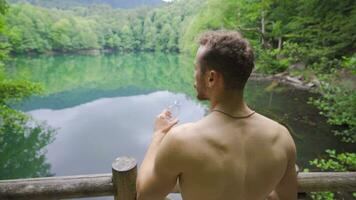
51,18,73,51
0,0,56,180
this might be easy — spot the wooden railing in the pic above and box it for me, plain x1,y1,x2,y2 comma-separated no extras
0,156,355,200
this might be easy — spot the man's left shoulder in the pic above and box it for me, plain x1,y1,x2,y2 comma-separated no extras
156,123,197,169
170,122,196,135
163,122,198,149
171,123,196,133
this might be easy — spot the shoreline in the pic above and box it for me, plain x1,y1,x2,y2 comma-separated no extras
8,51,317,91
250,73,317,91
9,48,180,56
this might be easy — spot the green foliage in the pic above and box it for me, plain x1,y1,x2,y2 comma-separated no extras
255,48,291,74
0,0,9,63
310,149,356,172
291,0,356,58
310,82,356,143
0,79,42,104
341,54,356,75
0,0,8,14
310,192,334,200
180,0,238,53
180,0,355,73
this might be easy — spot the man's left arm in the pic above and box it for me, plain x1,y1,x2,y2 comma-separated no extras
136,110,182,200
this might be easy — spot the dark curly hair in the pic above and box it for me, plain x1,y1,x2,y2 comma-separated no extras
198,30,254,90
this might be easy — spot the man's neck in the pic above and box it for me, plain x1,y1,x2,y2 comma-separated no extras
210,90,252,116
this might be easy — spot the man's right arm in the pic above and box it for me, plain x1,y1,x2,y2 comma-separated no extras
272,127,298,200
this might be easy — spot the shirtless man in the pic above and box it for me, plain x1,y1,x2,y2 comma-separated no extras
136,30,297,200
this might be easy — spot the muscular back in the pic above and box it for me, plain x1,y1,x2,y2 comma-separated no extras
173,112,296,200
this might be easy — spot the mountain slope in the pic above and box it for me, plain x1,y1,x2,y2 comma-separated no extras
8,0,165,9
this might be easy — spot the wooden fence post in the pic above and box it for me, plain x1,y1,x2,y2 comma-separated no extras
112,156,137,200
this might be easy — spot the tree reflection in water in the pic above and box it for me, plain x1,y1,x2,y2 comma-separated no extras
0,111,56,180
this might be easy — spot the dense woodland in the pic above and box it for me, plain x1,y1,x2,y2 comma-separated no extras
8,0,164,8
4,0,202,53
0,0,355,199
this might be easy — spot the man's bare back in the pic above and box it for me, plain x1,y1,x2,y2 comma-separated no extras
136,31,297,200
167,112,296,200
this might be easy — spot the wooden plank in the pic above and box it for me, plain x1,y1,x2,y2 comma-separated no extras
170,172,356,193
112,156,137,200
298,172,356,192
0,174,113,200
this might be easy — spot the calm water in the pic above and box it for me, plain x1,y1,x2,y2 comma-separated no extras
2,52,354,199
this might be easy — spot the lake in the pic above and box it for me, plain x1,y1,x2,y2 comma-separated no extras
2,52,354,199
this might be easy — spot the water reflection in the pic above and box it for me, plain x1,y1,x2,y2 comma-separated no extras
0,114,56,180
7,52,195,98
29,91,205,176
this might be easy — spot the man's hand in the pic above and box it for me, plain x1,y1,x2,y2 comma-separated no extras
154,109,178,134
266,191,279,200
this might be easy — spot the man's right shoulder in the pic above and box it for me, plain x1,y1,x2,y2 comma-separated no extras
269,117,297,162
255,113,296,154
257,114,292,135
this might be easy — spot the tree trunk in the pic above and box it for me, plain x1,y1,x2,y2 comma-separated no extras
261,10,265,47
277,37,283,50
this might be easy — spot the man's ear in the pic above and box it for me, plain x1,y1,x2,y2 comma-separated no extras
207,70,217,87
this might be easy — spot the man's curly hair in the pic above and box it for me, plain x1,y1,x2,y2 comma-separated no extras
198,30,254,90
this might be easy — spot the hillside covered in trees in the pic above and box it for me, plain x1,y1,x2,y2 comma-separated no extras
8,0,164,9
4,0,202,53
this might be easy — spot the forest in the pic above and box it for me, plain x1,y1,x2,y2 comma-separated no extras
0,0,355,199
3,0,202,53
8,0,164,8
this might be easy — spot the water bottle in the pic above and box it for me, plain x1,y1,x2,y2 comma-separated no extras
167,100,180,121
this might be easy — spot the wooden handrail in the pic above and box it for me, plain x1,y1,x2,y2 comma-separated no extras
298,172,356,192
0,174,113,199
0,157,355,199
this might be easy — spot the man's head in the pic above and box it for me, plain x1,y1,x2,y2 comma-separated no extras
194,30,254,100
